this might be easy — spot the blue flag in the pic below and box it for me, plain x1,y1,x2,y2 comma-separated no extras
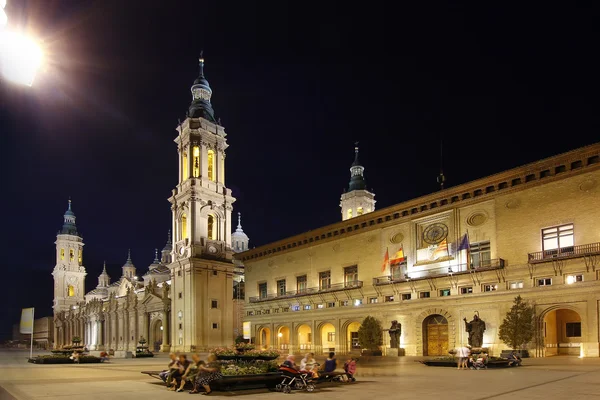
457,233,469,251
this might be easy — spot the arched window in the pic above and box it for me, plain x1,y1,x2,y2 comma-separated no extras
69,249,74,261
207,215,215,240
182,151,189,181
67,285,75,297
220,155,225,183
181,213,188,240
60,248,65,260
78,250,82,265
207,150,215,182
347,209,353,219
357,207,364,216
192,146,200,177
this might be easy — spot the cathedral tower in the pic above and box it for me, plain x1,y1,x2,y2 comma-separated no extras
340,144,376,220
168,55,235,351
52,200,87,313
121,249,136,279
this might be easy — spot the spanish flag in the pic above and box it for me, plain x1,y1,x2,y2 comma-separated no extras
381,247,390,273
390,245,405,265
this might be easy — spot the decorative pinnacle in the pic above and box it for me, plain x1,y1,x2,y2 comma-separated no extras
68,197,72,211
198,50,205,77
127,249,132,262
154,248,159,262
102,261,107,273
237,212,242,229
167,229,172,244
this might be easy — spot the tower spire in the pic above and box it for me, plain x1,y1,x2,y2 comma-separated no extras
340,143,376,221
60,198,78,235
153,248,159,263
188,52,216,122
237,212,243,231
437,139,446,190
348,142,367,191
198,50,204,77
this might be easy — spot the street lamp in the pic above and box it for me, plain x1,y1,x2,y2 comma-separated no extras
0,0,43,86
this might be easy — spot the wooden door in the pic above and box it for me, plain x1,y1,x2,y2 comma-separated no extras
426,316,449,356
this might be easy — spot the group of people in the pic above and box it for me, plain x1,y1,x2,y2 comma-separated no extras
160,353,222,395
455,346,523,369
282,352,357,382
455,345,489,370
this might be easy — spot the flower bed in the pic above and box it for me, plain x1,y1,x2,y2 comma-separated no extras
221,361,279,376
212,347,281,362
28,355,102,364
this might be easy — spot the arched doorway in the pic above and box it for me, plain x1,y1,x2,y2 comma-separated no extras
320,323,336,353
258,327,271,349
277,326,290,351
543,309,582,356
346,322,361,353
423,315,448,356
297,324,312,351
151,319,163,352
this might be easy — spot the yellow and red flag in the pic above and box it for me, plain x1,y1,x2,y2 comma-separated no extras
390,245,405,265
381,247,390,273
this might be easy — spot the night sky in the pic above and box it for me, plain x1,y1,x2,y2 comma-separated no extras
1,1,598,340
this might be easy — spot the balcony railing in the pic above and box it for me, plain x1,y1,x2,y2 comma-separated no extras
249,280,363,303
373,258,505,286
528,242,600,264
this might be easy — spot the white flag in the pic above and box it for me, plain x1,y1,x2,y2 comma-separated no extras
20,308,34,334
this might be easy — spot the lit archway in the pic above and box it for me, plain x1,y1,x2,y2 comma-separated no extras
181,213,188,240
423,315,448,356
346,321,361,353
258,327,271,349
297,324,312,351
320,323,336,353
150,319,163,352
277,326,290,351
543,308,582,356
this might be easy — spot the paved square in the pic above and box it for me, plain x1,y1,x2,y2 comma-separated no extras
2,351,600,400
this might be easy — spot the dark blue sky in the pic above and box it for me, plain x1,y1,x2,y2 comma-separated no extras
1,1,598,339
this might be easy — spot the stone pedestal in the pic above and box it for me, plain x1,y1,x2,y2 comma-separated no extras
160,344,171,352
387,348,399,357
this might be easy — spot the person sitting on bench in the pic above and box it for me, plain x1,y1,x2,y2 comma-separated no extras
323,352,338,373
507,351,522,367
159,353,180,386
176,354,204,392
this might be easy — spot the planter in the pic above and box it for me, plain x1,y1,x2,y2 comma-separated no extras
216,355,239,360
420,359,511,368
257,355,279,361
361,350,382,356
500,350,529,358
134,353,154,358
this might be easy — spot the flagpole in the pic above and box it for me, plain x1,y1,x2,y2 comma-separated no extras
30,308,35,359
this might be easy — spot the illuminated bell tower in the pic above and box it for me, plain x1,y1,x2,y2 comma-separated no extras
168,54,235,351
52,199,86,313
340,144,376,221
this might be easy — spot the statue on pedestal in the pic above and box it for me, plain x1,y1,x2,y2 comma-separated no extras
388,320,401,349
464,312,486,348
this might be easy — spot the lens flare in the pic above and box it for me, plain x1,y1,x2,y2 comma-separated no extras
0,30,43,86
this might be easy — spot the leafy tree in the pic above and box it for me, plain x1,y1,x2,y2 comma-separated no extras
358,316,383,351
498,295,535,349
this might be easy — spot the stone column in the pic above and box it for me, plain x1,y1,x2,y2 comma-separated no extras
160,310,171,352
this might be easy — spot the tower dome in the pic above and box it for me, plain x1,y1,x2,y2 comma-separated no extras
231,212,249,252
340,143,376,221
188,52,217,123
121,249,136,279
59,199,78,236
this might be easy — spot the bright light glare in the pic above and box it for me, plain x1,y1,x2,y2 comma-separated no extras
566,275,575,285
0,31,43,86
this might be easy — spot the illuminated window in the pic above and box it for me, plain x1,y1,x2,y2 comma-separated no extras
192,146,200,177
297,275,307,293
78,250,82,264
207,215,214,240
460,286,473,294
69,249,74,261
67,285,75,297
207,150,215,182
566,274,584,284
181,213,188,240
509,281,524,290
368,297,378,304
440,289,451,297
542,224,574,256
182,151,189,181
384,295,394,302
344,265,358,286
60,248,65,260
357,207,363,216
483,283,497,292
319,271,331,290
327,332,335,341
347,209,352,219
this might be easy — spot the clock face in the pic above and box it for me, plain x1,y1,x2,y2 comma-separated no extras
179,247,186,256
423,223,449,245
208,245,218,254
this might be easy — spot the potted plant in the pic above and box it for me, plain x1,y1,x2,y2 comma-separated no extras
499,295,534,358
358,316,383,356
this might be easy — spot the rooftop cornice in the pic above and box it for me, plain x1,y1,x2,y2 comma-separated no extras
238,143,600,263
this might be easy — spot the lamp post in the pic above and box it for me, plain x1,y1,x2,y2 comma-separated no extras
0,0,43,86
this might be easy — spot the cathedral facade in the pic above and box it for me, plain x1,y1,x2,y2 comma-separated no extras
52,57,249,353
240,144,600,357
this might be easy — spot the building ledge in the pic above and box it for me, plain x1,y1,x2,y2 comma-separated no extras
528,243,600,264
249,281,363,303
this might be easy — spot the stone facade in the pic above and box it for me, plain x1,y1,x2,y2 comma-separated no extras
240,144,600,357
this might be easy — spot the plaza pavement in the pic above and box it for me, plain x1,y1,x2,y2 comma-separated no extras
1,349,600,400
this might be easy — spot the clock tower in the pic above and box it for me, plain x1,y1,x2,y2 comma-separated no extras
168,55,235,351
52,200,86,313
340,144,376,221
